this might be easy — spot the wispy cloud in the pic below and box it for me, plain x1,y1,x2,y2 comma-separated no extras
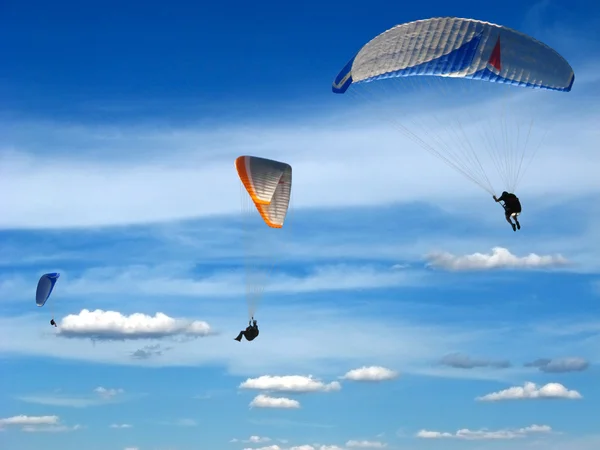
1,76,599,231
50,263,425,300
476,382,582,401
0,303,531,379
345,440,387,448
231,435,272,444
21,424,82,433
0,415,59,427
439,353,511,369
17,386,130,408
0,415,81,433
175,418,197,427
157,418,198,427
110,423,133,429
524,357,589,373
130,344,172,360
247,418,335,429
416,424,552,440
426,247,570,271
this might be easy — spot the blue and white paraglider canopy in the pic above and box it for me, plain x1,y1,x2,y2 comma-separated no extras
36,272,60,307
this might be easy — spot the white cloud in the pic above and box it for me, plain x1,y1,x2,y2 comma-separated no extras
416,424,552,440
57,309,214,340
240,375,341,393
110,423,132,429
243,446,280,450
341,366,398,382
426,247,570,271
346,440,387,448
249,394,300,409
22,424,82,433
232,435,274,444
29,264,422,302
0,415,59,427
0,415,80,433
124,447,139,450
476,382,582,401
95,386,124,398
525,357,589,373
1,74,599,232
247,436,271,443
17,386,127,408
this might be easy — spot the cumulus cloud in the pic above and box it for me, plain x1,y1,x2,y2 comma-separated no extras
233,435,273,443
246,436,271,443
240,375,341,393
476,382,582,401
57,309,214,341
341,366,398,382
346,440,387,447
249,394,300,409
416,424,552,440
426,247,570,271
243,446,281,450
439,353,511,369
110,423,132,429
0,415,80,433
525,357,589,373
17,386,127,408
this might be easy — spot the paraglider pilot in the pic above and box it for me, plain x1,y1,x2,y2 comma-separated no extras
50,319,57,327
494,191,521,231
234,318,259,342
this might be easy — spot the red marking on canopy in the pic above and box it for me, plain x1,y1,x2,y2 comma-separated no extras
488,36,502,72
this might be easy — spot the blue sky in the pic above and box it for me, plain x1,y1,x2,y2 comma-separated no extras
1,0,600,449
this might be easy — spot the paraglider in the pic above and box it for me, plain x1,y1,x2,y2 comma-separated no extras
234,317,259,342
332,17,574,228
494,191,522,231
234,155,293,341
36,272,60,327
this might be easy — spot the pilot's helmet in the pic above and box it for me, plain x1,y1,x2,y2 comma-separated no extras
501,191,508,197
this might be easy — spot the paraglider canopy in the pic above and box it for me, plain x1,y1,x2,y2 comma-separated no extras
36,273,60,307
235,155,292,229
331,17,575,196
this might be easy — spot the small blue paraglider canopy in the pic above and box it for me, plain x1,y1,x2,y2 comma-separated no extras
36,273,60,307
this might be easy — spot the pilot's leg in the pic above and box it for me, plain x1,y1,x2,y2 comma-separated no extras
505,210,516,231
234,331,244,341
